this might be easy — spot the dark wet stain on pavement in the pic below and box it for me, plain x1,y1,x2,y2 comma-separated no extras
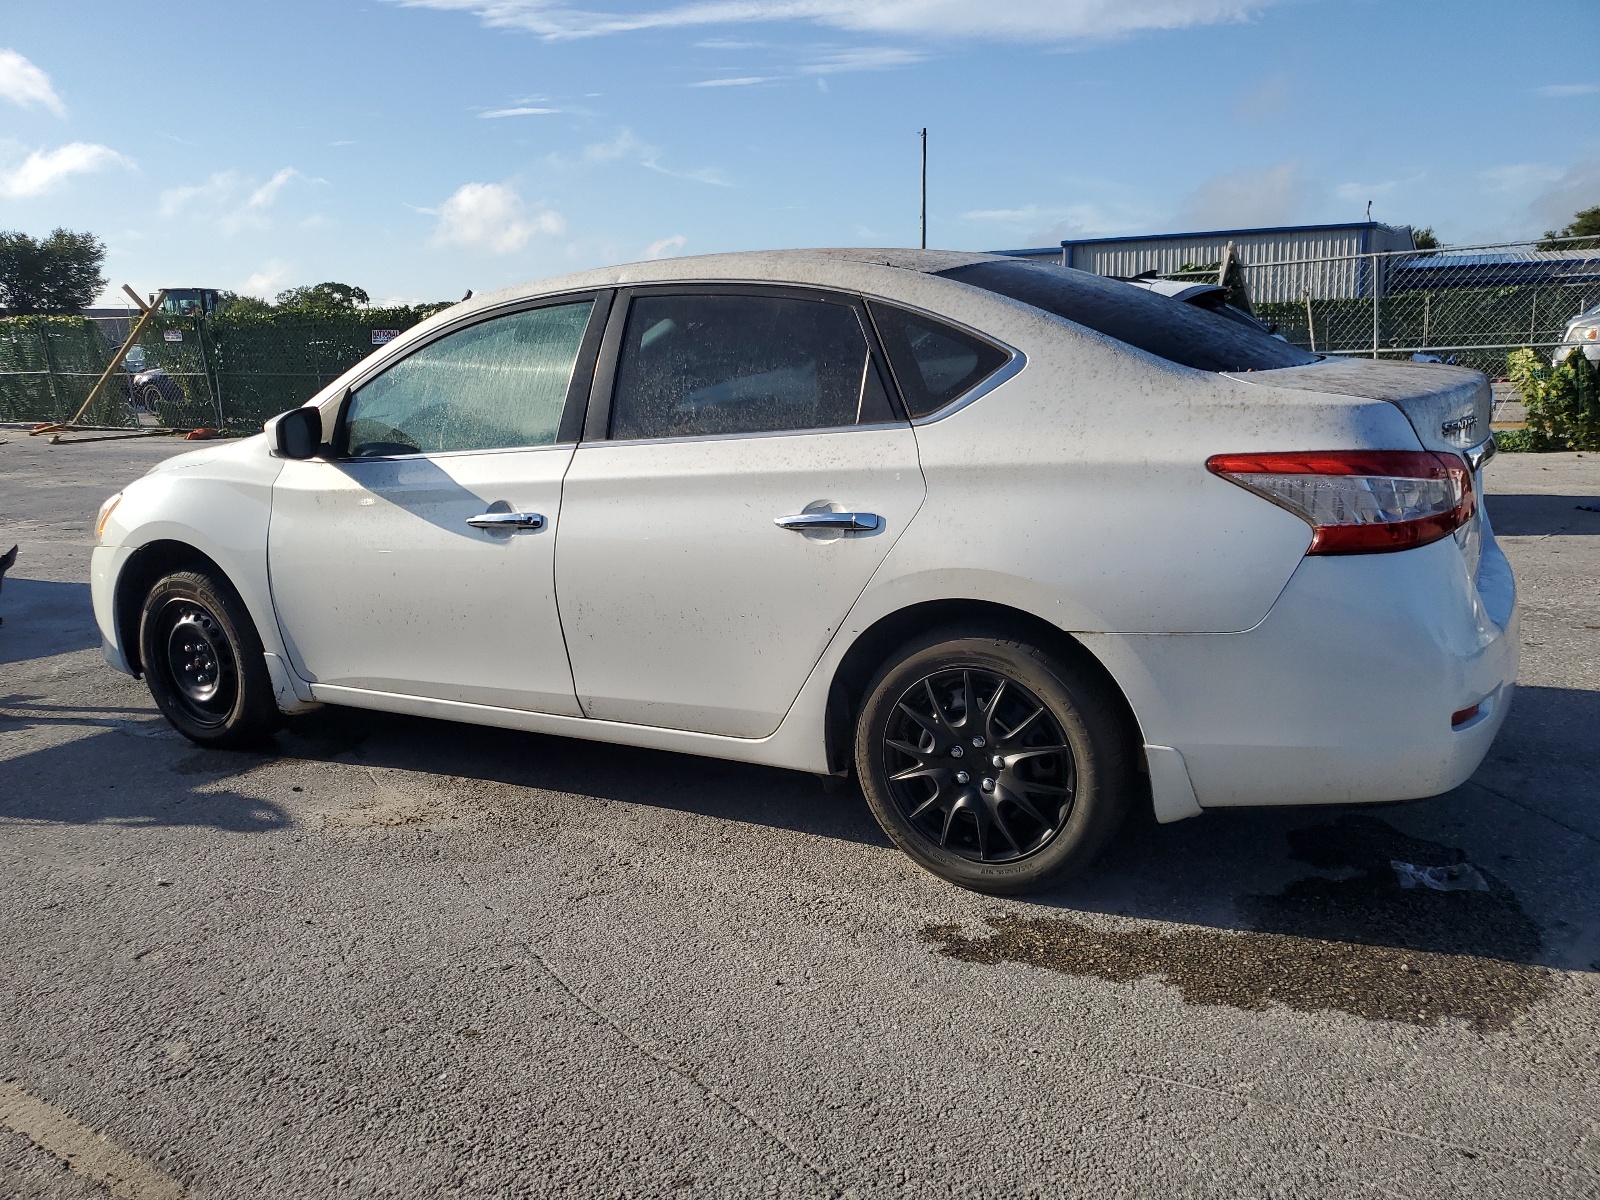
922,816,1554,1029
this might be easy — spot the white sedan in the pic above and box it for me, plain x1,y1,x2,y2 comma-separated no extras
90,250,1516,893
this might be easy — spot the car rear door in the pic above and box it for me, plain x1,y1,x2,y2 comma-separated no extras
554,285,925,738
267,294,607,714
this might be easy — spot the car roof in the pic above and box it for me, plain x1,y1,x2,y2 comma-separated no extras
457,248,1010,313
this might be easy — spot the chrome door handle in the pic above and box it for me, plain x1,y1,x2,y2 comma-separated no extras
466,511,545,530
774,511,881,533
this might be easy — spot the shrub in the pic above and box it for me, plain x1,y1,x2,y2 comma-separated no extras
1505,347,1600,450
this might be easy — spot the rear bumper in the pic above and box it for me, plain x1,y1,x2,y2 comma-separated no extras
1084,527,1518,809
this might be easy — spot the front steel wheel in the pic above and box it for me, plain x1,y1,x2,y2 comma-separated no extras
153,598,238,728
138,568,281,748
856,629,1133,894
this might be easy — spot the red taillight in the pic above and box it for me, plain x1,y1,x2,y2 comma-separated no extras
1206,450,1475,555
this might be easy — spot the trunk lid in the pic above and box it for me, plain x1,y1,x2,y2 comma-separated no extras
1225,357,1491,455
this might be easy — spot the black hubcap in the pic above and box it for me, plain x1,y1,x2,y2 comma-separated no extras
882,668,1076,863
159,600,236,726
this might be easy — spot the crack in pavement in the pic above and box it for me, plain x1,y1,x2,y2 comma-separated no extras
1131,1071,1596,1181
520,941,852,1199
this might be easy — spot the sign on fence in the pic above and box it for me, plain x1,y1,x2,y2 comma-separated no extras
371,329,401,345
163,329,183,342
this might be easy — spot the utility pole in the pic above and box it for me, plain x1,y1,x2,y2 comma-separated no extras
920,128,927,250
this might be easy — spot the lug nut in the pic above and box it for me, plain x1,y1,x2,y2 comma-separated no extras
991,755,1004,768
972,736,986,748
955,771,970,784
950,745,964,758
981,778,995,793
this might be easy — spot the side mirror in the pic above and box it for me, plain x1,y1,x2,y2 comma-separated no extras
270,406,324,459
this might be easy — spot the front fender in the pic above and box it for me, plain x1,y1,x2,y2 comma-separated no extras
95,436,302,697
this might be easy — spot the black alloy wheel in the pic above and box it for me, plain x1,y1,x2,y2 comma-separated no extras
139,568,282,748
855,628,1132,894
882,668,1074,863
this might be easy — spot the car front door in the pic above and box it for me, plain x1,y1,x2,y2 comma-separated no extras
554,286,926,738
267,294,606,714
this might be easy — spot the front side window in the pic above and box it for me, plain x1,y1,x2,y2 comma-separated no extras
344,300,593,456
609,292,894,440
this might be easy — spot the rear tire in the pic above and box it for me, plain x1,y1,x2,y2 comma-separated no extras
855,627,1132,894
138,568,281,748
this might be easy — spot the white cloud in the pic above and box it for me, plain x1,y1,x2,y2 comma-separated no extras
1174,162,1302,230
242,260,292,298
0,49,64,116
160,170,243,217
574,128,729,185
248,166,310,208
480,105,561,117
158,166,321,234
0,142,131,198
961,200,1151,244
691,75,774,87
386,0,1282,43
431,181,564,254
1536,83,1598,98
1529,160,1600,231
799,47,923,73
1335,178,1400,203
645,234,687,258
1233,73,1289,122
1478,162,1564,196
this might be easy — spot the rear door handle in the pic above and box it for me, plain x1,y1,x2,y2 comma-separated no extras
774,511,881,533
466,511,545,530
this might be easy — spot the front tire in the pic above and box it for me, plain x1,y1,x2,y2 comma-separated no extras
855,628,1132,894
138,568,281,748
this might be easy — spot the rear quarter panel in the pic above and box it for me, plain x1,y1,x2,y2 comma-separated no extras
858,283,1426,636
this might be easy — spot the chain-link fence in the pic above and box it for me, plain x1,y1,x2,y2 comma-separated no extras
1211,236,1600,378
0,306,440,431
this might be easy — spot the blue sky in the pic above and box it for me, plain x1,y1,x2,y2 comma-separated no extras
2,0,1597,306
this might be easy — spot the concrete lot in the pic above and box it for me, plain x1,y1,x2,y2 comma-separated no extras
1,427,1597,1199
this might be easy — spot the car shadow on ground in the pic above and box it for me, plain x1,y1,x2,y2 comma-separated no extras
265,687,1599,970
1485,493,1600,535
270,702,893,849
0,579,99,665
0,694,290,832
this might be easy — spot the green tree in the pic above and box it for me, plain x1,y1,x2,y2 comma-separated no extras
0,228,107,315
213,290,273,317
1538,205,1600,250
1411,226,1440,250
274,281,369,311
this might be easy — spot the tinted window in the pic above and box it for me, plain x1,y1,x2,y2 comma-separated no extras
609,292,893,440
344,301,593,456
868,301,1011,418
939,260,1318,373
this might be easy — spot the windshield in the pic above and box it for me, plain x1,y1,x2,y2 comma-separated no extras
939,260,1318,373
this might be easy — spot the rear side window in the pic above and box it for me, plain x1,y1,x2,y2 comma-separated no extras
868,301,1011,419
938,259,1318,373
344,301,593,456
609,292,895,440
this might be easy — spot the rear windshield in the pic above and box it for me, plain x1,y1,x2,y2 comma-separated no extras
938,260,1319,373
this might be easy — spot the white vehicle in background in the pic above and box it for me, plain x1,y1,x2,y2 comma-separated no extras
1553,300,1600,365
89,250,1515,894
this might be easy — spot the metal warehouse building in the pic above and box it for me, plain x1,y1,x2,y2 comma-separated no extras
1000,221,1419,302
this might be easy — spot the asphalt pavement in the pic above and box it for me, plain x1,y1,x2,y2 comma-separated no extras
1,426,1597,1199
